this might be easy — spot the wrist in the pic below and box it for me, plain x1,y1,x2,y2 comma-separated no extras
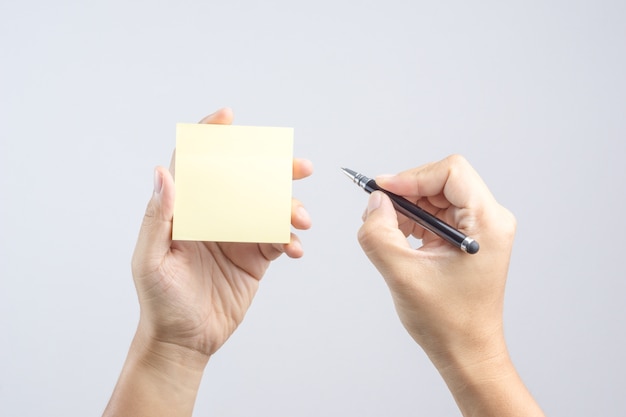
131,323,211,382
426,330,544,417
426,324,510,383
103,327,210,417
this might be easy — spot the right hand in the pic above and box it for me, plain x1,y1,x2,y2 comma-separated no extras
357,155,517,365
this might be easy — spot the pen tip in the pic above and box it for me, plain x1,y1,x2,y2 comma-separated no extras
341,167,358,180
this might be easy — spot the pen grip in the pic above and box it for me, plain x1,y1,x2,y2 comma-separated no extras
364,180,469,248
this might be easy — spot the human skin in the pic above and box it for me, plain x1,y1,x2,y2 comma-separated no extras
103,127,544,417
102,108,313,417
358,155,545,417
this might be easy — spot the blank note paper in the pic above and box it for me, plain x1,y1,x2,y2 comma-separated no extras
172,123,294,243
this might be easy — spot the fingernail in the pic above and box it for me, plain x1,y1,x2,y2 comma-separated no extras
367,191,382,214
153,168,163,195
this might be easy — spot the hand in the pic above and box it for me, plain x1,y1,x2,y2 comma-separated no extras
131,108,313,360
358,155,544,416
358,154,514,359
103,108,313,417
104,108,312,417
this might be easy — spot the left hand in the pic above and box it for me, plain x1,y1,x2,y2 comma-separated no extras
131,108,313,360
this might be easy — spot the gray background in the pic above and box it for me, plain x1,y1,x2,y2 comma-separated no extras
1,1,625,416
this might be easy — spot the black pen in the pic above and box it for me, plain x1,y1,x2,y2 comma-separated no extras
341,168,479,254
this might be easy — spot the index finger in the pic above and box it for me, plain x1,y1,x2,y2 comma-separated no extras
375,154,493,210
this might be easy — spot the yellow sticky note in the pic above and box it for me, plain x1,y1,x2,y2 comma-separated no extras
172,123,294,243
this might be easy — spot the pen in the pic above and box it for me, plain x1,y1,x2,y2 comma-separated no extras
341,168,479,254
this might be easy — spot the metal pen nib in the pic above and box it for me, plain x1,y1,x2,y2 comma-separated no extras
341,167,371,188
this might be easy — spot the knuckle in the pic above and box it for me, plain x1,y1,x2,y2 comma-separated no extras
443,154,472,183
358,223,400,262
502,208,517,237
141,199,160,229
488,205,517,244
445,153,468,167
357,223,378,252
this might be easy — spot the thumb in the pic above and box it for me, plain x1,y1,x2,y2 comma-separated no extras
132,166,175,276
358,191,412,277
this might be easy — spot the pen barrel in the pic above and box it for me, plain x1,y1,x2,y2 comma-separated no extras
365,180,469,249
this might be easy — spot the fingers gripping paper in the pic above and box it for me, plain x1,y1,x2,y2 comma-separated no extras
172,123,294,243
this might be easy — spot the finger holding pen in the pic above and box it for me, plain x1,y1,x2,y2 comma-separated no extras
358,155,516,334
374,154,513,256
357,154,542,417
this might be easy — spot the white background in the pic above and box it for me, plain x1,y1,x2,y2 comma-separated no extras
1,1,625,416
